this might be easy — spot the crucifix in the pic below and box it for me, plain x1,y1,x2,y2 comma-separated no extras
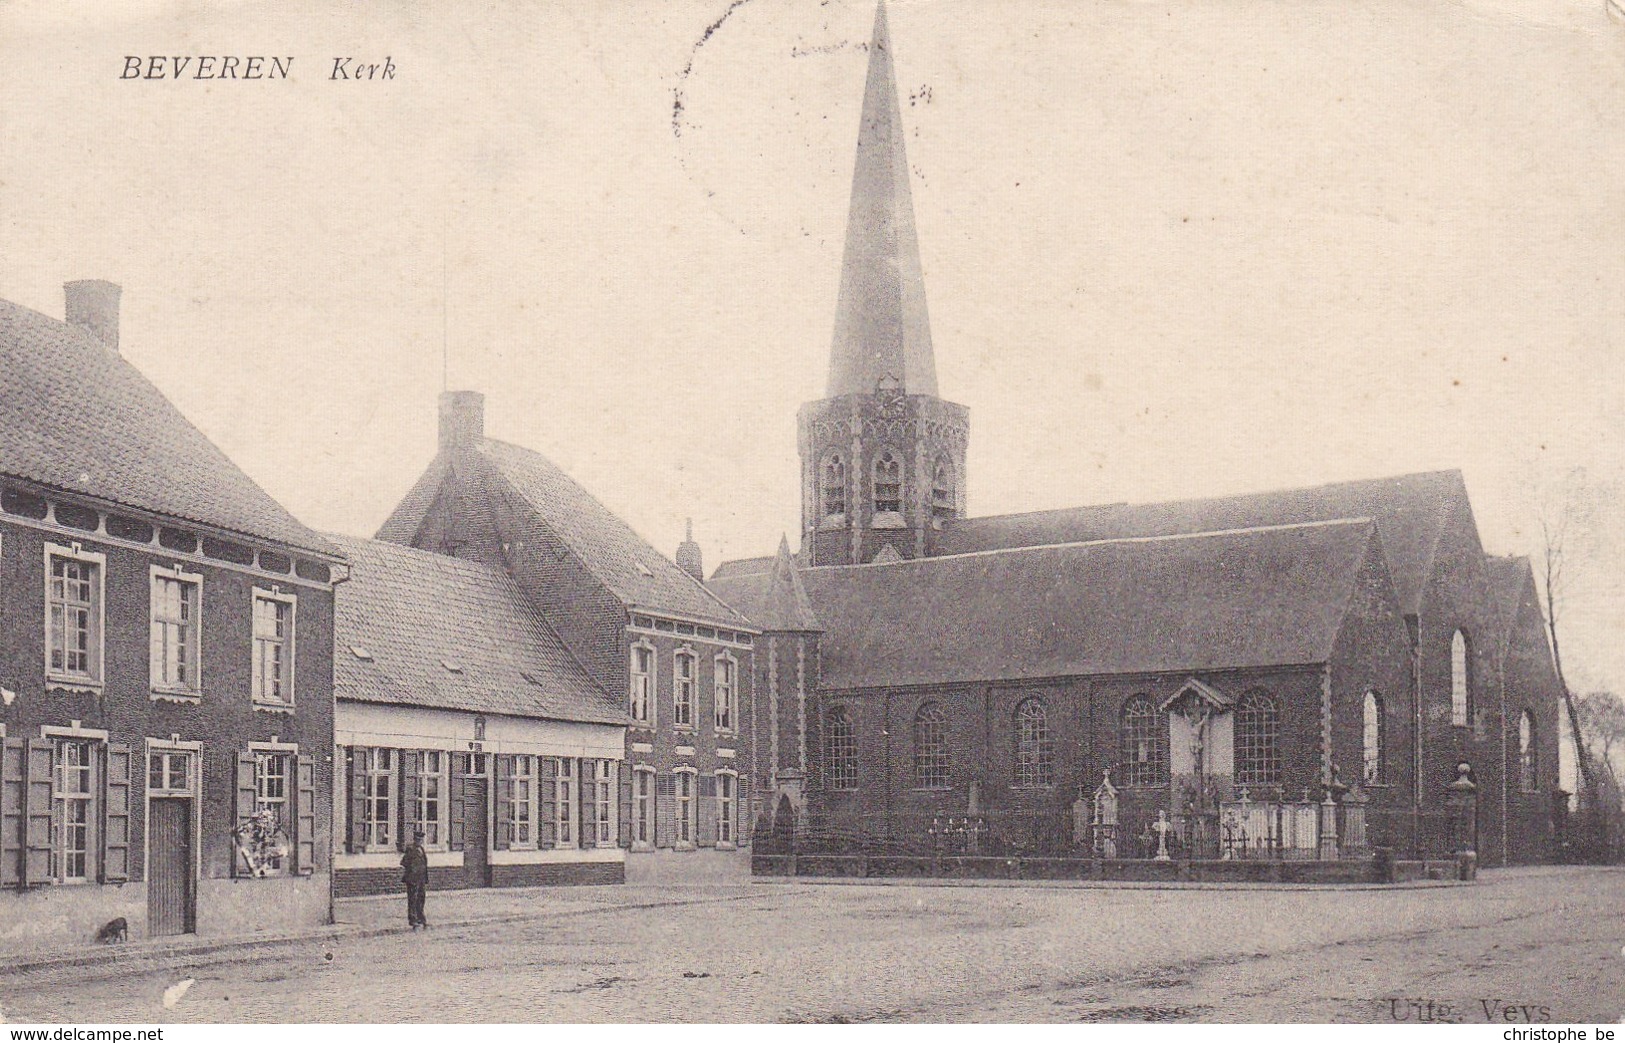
1152,810,1174,861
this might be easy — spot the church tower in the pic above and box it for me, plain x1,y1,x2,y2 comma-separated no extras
799,1,969,566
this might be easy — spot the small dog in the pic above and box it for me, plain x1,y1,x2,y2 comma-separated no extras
94,917,128,944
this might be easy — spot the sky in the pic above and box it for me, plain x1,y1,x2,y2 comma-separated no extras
2,1,1622,738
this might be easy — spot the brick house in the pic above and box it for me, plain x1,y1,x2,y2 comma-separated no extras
1,283,342,952
330,535,626,896
707,3,1560,864
372,392,759,857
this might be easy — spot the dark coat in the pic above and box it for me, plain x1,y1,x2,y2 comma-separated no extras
401,843,429,885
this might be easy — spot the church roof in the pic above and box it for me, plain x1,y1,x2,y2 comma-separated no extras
1484,553,1538,657
708,536,821,631
0,296,333,555
331,534,622,724
717,519,1383,690
826,1,938,398
936,470,1466,614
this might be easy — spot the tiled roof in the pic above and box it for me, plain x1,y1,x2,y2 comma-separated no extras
475,439,750,627
936,470,1465,614
331,534,622,724
708,537,820,631
711,555,775,581
724,520,1381,691
0,297,332,554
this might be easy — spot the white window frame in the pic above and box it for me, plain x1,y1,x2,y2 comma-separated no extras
360,747,397,853
629,640,655,725
509,754,537,850
252,749,293,876
673,646,696,730
714,651,739,735
416,750,450,851
715,769,738,849
1362,691,1384,785
632,765,655,851
51,737,100,884
554,757,574,848
150,564,203,700
252,587,297,709
674,767,697,849
590,760,615,847
44,542,106,691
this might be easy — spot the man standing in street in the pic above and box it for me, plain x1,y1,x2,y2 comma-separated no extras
401,828,429,930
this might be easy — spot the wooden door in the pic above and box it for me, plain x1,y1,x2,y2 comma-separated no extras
147,798,194,936
461,777,489,888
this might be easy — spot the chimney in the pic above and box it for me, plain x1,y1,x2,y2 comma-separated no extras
64,280,121,352
676,518,704,582
439,390,485,451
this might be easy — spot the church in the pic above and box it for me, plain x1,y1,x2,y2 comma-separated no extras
705,3,1560,867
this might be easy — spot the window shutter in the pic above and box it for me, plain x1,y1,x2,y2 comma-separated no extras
1,738,25,887
348,748,368,854
102,743,131,883
698,774,717,847
655,772,675,849
234,751,256,877
400,751,421,850
447,757,467,852
25,740,54,885
538,757,557,849
618,761,632,848
493,755,513,851
296,755,316,875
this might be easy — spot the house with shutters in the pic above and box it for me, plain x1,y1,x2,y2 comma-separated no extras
369,391,760,860
706,2,1562,865
329,535,626,895
1,282,342,954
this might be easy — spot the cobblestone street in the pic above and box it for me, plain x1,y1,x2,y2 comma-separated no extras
3,867,1622,1024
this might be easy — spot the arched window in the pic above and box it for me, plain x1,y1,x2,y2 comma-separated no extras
1362,691,1384,785
1120,696,1166,788
873,449,902,514
914,703,949,789
1519,710,1538,792
1235,689,1281,787
1451,630,1470,727
931,455,955,519
821,452,846,519
1013,698,1053,788
824,707,857,791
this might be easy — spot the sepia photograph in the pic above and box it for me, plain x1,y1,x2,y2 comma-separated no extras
2,0,1623,1027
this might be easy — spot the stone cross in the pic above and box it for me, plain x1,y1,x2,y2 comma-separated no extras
1153,810,1174,861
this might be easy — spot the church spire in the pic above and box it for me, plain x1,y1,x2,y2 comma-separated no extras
826,1,938,398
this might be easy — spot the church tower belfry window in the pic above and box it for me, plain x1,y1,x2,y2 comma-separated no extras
931,455,955,519
822,452,847,520
873,449,903,515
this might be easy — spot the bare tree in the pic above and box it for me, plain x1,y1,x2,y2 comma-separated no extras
1539,500,1600,808
1576,691,1625,798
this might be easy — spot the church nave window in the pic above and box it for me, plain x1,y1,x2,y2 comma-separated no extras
1235,689,1281,787
873,449,903,515
913,703,949,790
1013,698,1053,788
1120,696,1166,788
1362,692,1384,785
824,707,858,791
1518,710,1538,793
